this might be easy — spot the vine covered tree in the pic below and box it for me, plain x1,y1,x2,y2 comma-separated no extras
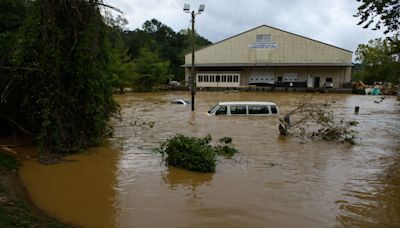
6,0,120,154
0,0,29,135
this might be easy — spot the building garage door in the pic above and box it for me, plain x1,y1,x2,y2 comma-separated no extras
249,69,274,85
283,73,298,82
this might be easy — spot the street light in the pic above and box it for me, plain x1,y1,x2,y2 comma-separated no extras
184,3,205,111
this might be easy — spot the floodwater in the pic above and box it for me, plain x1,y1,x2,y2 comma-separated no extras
19,91,400,227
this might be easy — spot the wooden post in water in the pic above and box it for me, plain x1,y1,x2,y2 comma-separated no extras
354,106,360,114
397,80,400,101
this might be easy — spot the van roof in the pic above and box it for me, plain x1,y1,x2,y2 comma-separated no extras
218,101,277,106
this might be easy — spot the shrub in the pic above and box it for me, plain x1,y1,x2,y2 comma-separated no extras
214,137,238,157
0,153,17,174
158,134,216,172
158,135,239,172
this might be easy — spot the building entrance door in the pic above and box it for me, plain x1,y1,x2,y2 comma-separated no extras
314,77,320,88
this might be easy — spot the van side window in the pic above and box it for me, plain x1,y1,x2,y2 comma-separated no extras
216,106,227,115
248,106,269,114
230,106,246,114
270,105,278,114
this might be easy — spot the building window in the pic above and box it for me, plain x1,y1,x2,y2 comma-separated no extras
210,75,214,82
222,75,227,82
228,75,233,82
326,77,333,82
234,75,239,82
198,75,203,82
216,75,220,82
256,34,271,43
204,75,208,82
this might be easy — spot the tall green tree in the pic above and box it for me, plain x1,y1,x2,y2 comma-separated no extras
355,37,400,83
10,0,119,153
105,14,136,93
0,0,27,60
133,46,169,92
0,0,29,135
123,19,211,82
109,47,136,94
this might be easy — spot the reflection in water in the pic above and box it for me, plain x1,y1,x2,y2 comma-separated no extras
162,167,213,206
162,167,213,191
19,145,119,228
19,91,400,227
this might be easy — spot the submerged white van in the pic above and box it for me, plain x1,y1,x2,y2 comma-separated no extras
207,102,279,116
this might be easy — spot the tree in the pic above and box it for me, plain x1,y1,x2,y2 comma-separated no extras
132,46,169,92
7,0,119,154
0,0,27,60
105,14,136,93
279,97,358,145
123,19,212,82
109,47,136,93
0,0,29,135
355,0,400,34
355,0,400,52
355,37,400,83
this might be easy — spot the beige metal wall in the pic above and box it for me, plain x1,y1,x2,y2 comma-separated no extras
185,25,352,65
190,66,351,88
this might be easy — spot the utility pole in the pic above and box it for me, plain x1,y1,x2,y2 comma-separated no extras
184,4,205,111
191,11,195,111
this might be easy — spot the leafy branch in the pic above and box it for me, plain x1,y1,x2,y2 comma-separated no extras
279,96,358,144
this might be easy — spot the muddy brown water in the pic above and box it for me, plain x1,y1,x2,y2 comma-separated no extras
19,91,400,227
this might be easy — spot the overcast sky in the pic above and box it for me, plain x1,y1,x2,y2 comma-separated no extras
108,0,388,54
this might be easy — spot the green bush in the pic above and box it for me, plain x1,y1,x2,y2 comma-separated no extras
0,153,17,174
158,134,239,172
214,137,238,157
158,134,216,172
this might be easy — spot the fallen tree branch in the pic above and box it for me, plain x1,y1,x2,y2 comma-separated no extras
0,66,39,71
278,96,358,144
0,115,35,136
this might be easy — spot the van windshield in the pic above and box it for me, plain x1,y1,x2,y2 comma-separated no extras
215,106,227,115
208,105,219,114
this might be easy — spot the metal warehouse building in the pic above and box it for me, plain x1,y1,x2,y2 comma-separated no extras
184,25,353,89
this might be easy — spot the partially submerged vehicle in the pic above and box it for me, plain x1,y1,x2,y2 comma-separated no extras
171,99,191,105
207,102,279,116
